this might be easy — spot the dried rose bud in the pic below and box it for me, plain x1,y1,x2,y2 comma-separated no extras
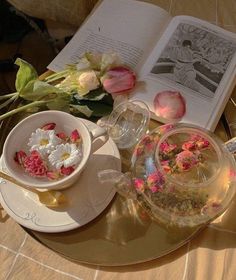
41,123,56,130
133,178,145,193
70,129,81,143
47,171,60,180
60,166,75,176
153,91,186,121
101,66,136,94
56,132,68,141
14,151,27,166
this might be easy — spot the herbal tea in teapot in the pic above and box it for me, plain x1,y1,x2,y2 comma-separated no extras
129,124,236,227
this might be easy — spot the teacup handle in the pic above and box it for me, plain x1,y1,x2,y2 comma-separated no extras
90,127,107,140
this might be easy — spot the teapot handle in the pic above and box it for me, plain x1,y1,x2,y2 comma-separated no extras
98,169,137,200
224,137,236,154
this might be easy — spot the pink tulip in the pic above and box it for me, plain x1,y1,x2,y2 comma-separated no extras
153,91,186,121
101,66,136,94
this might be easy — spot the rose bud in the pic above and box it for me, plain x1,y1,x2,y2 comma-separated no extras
41,123,56,130
14,151,27,166
70,129,81,143
101,66,136,94
153,91,186,121
60,166,75,176
78,70,100,91
47,171,60,180
56,132,68,141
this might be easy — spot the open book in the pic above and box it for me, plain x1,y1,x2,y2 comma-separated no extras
48,0,236,131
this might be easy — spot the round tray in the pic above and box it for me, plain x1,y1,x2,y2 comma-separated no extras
0,111,230,266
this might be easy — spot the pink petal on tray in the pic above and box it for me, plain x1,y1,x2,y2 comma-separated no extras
153,91,186,121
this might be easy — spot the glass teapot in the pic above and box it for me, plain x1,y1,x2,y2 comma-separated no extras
99,123,236,228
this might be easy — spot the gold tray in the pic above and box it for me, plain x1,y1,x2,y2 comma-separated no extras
0,99,232,266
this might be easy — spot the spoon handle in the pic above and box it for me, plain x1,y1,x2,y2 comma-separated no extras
0,170,38,192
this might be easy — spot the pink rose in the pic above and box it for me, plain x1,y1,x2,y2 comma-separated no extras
101,66,136,94
153,91,186,121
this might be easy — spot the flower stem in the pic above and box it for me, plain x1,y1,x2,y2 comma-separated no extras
44,70,69,83
0,100,47,121
0,95,18,110
0,92,18,100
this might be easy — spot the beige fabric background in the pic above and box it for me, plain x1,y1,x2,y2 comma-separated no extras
1,0,236,279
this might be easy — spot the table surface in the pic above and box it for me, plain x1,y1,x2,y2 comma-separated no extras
1,0,236,279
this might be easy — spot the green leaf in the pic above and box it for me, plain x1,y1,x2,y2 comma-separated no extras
73,86,108,101
46,93,71,112
15,58,38,92
19,80,63,101
70,104,93,118
81,101,113,117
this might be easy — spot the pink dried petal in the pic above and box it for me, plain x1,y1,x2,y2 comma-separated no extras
229,169,236,181
150,186,159,193
23,150,47,177
159,141,177,154
175,150,199,171
41,123,56,130
182,141,196,151
190,134,210,149
161,160,171,173
153,91,186,121
56,132,68,141
133,145,144,157
70,129,81,143
47,171,60,180
60,166,75,176
14,151,27,166
133,178,145,192
101,66,136,94
147,171,165,187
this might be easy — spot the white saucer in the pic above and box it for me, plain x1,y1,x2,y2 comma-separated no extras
0,119,121,233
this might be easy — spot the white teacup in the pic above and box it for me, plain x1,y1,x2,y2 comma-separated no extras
2,110,106,190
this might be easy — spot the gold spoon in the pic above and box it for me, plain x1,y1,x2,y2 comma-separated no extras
0,171,67,208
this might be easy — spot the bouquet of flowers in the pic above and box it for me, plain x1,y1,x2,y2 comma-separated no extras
0,52,136,121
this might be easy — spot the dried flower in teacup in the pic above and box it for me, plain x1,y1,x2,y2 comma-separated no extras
48,143,82,169
28,128,62,156
101,66,136,95
41,123,56,131
23,150,48,177
153,91,186,121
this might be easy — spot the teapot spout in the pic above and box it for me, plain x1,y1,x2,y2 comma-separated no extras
98,169,137,199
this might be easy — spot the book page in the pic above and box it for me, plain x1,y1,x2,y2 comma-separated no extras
133,15,236,131
48,0,171,72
